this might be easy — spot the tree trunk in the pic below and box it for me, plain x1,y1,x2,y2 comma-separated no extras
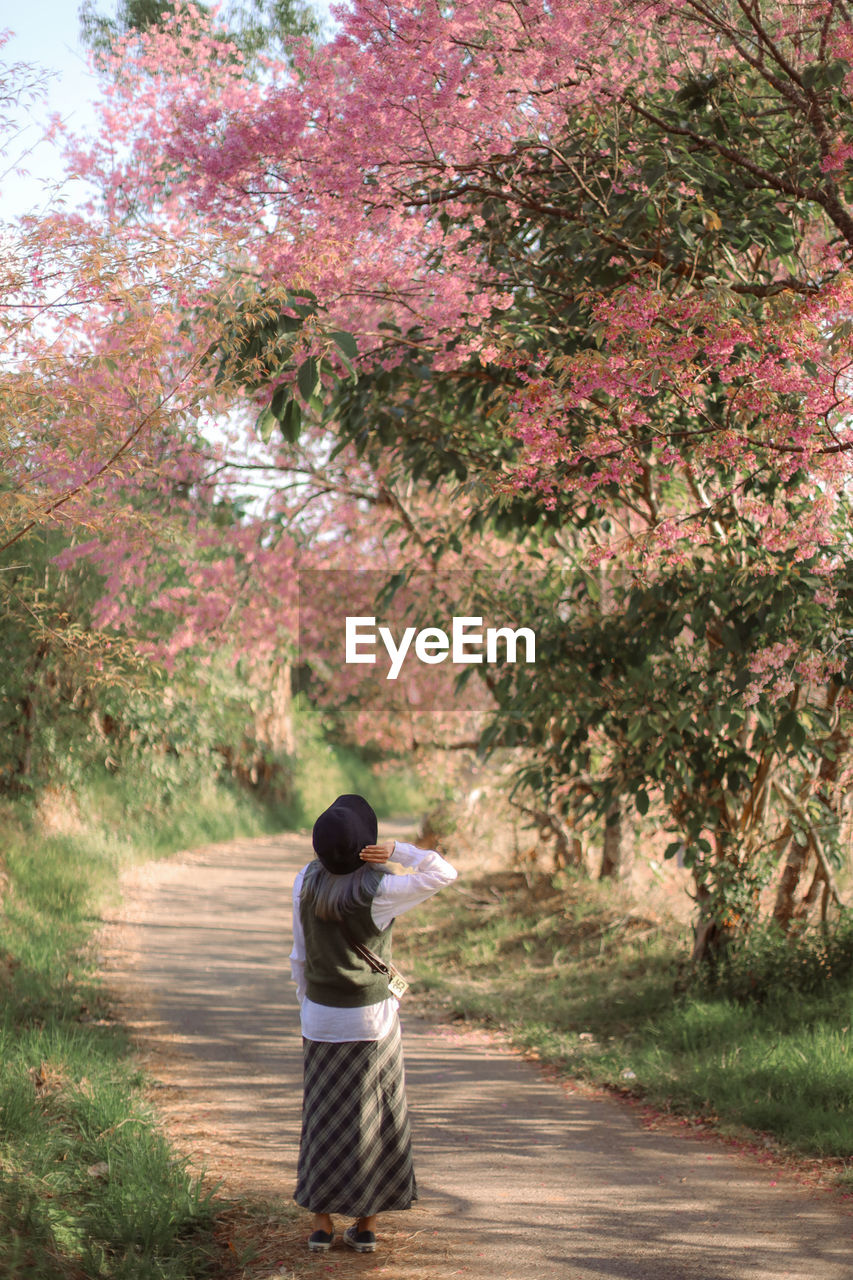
253,660,294,754
691,880,719,966
599,801,624,880
19,692,36,780
690,834,743,968
772,715,846,929
513,799,586,872
691,888,736,968
548,813,585,873
13,643,49,789
772,833,811,932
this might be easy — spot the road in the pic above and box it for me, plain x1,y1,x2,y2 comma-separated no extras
99,831,853,1279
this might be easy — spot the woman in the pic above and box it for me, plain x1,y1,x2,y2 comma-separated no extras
289,793,457,1255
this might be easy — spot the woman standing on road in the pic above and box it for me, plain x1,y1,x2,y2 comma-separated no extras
289,793,457,1255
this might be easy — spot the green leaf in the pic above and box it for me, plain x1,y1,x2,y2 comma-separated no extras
334,349,358,382
297,357,321,402
255,406,276,444
280,399,302,442
330,330,359,360
635,789,650,816
679,845,698,869
802,60,846,91
777,710,806,750
278,313,304,334
825,59,847,87
270,383,290,421
455,665,476,691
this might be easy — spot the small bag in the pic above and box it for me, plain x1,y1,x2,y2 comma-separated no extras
340,923,410,999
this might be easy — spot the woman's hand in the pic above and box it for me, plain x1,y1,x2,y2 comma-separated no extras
359,841,396,863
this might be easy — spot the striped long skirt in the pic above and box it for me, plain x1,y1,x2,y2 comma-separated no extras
294,1022,418,1216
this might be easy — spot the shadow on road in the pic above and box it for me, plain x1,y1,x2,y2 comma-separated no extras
101,834,853,1280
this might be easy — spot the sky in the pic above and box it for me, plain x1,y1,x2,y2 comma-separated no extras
3,3,101,218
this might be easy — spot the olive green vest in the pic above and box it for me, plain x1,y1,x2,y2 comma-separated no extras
300,862,394,1008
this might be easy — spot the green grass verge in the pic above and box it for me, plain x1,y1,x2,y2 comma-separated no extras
0,774,289,1280
0,740,430,1280
282,704,429,830
394,869,853,1181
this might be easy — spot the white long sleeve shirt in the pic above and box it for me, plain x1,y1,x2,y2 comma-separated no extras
289,841,457,1042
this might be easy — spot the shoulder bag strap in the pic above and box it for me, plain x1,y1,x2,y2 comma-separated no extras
337,918,391,976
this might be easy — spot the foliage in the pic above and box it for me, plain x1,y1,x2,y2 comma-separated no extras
395,867,853,1165
0,531,138,795
0,524,298,815
0,778,273,1279
79,0,324,61
11,0,853,953
84,0,853,560
474,547,853,950
697,915,853,1005
278,695,431,826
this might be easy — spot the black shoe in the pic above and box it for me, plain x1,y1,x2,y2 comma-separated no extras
308,1229,334,1252
344,1224,377,1253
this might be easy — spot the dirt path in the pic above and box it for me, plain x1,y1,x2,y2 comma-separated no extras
98,831,853,1279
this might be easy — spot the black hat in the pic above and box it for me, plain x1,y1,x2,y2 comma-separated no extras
312,794,378,875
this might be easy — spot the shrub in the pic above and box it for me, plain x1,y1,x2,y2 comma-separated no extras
696,914,853,1004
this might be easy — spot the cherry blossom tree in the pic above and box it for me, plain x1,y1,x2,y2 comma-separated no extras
66,0,853,587
30,0,853,949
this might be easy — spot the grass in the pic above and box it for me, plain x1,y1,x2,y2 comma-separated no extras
0,738,430,1280
282,707,428,830
0,772,303,1280
394,868,853,1184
